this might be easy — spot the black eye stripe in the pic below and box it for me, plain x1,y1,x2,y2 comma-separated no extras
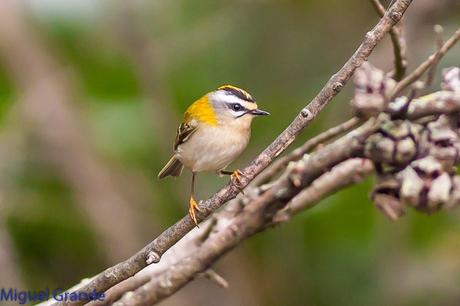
221,87,255,102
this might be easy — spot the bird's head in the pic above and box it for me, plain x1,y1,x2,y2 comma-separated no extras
208,85,269,129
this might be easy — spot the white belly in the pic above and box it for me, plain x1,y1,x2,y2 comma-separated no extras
176,125,250,172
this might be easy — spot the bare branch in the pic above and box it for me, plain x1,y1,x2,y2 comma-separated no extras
252,117,363,186
43,2,413,304
112,118,382,305
370,0,408,80
112,83,460,303
392,27,460,97
86,276,150,306
274,158,374,223
97,80,460,305
43,83,460,305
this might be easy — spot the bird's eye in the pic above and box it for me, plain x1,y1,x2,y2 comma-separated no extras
232,103,243,111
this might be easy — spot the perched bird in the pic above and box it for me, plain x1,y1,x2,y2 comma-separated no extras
158,85,269,225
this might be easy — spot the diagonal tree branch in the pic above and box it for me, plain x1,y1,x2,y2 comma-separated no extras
85,144,369,306
46,1,413,304
96,81,460,305
55,0,413,302
112,118,382,305
111,81,460,304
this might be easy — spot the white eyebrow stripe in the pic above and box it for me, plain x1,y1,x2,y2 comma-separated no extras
213,91,246,104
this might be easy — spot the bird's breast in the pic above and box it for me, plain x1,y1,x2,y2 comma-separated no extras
176,124,250,172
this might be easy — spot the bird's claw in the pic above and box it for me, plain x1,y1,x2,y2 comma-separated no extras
231,169,247,193
230,169,242,184
219,169,247,193
189,196,201,227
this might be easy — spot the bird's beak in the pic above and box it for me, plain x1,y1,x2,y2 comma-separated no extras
250,109,270,116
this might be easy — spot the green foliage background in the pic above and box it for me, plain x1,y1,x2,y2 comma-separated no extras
1,0,459,305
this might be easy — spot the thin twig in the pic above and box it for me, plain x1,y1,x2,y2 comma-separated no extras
252,117,362,186
200,269,229,289
43,1,413,304
370,0,407,80
425,25,445,87
392,27,460,97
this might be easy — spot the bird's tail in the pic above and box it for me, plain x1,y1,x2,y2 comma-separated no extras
158,156,184,179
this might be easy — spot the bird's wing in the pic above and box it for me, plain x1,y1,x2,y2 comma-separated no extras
174,119,198,151
173,95,214,151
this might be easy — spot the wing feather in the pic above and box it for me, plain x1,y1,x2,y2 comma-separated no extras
174,119,198,151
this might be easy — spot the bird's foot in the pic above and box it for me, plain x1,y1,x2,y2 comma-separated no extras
219,169,247,193
231,170,248,195
230,169,245,185
189,196,201,227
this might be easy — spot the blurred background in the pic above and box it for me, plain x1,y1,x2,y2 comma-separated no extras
0,0,459,305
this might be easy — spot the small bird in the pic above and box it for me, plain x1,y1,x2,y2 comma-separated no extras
158,85,269,225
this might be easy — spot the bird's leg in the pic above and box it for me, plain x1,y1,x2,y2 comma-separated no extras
189,172,201,227
219,169,247,188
